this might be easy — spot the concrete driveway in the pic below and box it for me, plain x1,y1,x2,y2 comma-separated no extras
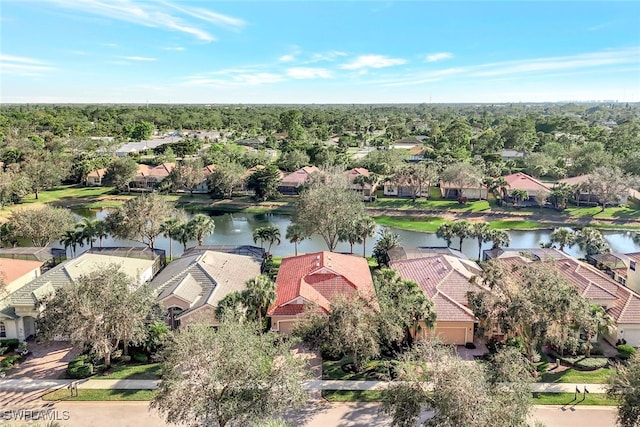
6,341,79,380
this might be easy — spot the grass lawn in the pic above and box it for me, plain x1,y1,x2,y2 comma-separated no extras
538,368,613,384
321,390,384,402
373,197,491,213
531,392,617,406
323,357,393,381
97,363,162,380
488,219,549,230
42,389,157,401
374,215,447,233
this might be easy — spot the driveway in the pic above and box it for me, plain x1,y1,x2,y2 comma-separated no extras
6,341,79,380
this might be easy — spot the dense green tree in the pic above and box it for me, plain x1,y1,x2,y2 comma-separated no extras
372,227,400,267
440,162,483,199
285,223,307,257
436,223,455,248
105,193,175,249
59,228,85,258
549,227,576,252
9,205,75,246
252,226,281,254
488,229,510,250
607,352,640,427
575,227,610,255
126,121,154,141
207,161,245,199
241,275,277,324
167,159,205,195
510,189,530,206
586,166,640,211
277,149,309,172
151,321,308,427
20,151,71,199
451,220,472,251
38,265,156,368
103,158,138,192
246,165,282,201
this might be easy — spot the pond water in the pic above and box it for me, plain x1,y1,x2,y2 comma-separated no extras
62,209,640,260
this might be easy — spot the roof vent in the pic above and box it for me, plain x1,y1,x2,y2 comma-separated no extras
316,255,320,260
316,262,320,267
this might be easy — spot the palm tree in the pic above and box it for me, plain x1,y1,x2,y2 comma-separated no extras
160,218,181,260
338,219,362,254
549,227,575,252
253,226,281,254
511,189,529,207
77,218,99,248
241,275,276,324
60,229,84,258
451,220,472,251
285,223,306,257
488,229,510,250
372,227,400,267
355,216,377,257
550,183,573,210
175,223,195,250
188,214,215,246
575,227,610,256
436,223,455,248
470,222,492,261
95,220,109,248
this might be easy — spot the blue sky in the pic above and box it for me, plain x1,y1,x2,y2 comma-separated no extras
1,1,639,103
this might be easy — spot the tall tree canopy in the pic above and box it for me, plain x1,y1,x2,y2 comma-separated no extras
8,205,75,246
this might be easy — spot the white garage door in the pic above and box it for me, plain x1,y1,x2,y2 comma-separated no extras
623,328,640,348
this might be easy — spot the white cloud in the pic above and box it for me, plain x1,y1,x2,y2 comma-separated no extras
181,70,285,87
162,46,185,51
286,67,332,79
40,0,246,42
279,54,296,63
121,56,157,61
426,52,454,62
307,50,347,63
340,54,406,70
0,54,55,76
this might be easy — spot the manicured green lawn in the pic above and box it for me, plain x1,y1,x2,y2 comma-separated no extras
374,215,447,233
373,197,491,213
97,363,162,380
488,219,548,230
538,368,613,384
323,357,393,380
42,389,157,401
531,392,617,406
321,390,383,402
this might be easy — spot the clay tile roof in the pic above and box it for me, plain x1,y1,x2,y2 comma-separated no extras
280,166,320,186
203,164,216,175
389,255,485,322
0,258,43,285
268,251,374,316
503,172,551,193
86,168,107,179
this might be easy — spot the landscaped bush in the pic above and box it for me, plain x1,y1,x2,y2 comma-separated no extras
0,339,20,352
617,344,637,360
573,357,609,370
66,355,93,379
0,355,20,368
465,342,476,350
590,342,604,356
132,351,149,363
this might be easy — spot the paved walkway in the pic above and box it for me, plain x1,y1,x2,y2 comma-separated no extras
0,378,609,393
5,341,79,380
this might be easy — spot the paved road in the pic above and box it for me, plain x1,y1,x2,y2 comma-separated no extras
0,397,618,427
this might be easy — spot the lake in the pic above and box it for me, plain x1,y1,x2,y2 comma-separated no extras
64,210,640,260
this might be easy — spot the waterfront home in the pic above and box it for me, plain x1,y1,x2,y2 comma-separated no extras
277,166,320,195
344,168,378,200
439,181,488,200
86,168,107,186
502,172,551,206
558,174,629,206
129,163,175,191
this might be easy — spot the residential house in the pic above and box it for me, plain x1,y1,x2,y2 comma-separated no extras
129,163,175,191
500,149,526,162
0,248,163,341
150,248,263,329
278,166,320,195
483,247,570,262
0,258,43,296
586,252,630,286
0,247,66,266
389,252,486,345
267,252,376,333
558,175,629,206
383,180,431,198
624,253,640,295
439,181,488,200
502,172,551,206
496,253,640,347
344,168,378,200
116,136,177,158
190,163,216,194
86,168,107,186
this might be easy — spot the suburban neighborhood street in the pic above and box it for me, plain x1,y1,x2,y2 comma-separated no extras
0,398,618,427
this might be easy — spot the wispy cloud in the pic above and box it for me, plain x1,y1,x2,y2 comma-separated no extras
340,54,407,70
286,67,332,79
121,56,157,61
181,68,285,87
41,0,246,42
426,52,454,62
0,54,56,76
307,50,347,63
162,46,185,51
279,54,296,63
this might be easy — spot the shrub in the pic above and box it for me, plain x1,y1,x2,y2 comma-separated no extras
67,363,93,379
0,355,20,368
132,352,149,363
465,342,476,349
573,357,609,370
617,344,637,360
0,346,8,356
0,339,20,352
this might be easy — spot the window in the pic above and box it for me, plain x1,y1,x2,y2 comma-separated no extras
631,261,636,272
0,322,6,338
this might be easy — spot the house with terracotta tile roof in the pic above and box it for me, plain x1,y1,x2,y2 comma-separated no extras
344,168,378,200
130,163,175,191
495,253,640,347
502,172,551,206
277,166,320,195
557,174,629,206
439,181,488,200
389,253,486,345
86,168,107,186
267,251,375,333
0,258,43,296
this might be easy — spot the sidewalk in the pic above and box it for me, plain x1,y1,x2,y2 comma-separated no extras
0,378,609,393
